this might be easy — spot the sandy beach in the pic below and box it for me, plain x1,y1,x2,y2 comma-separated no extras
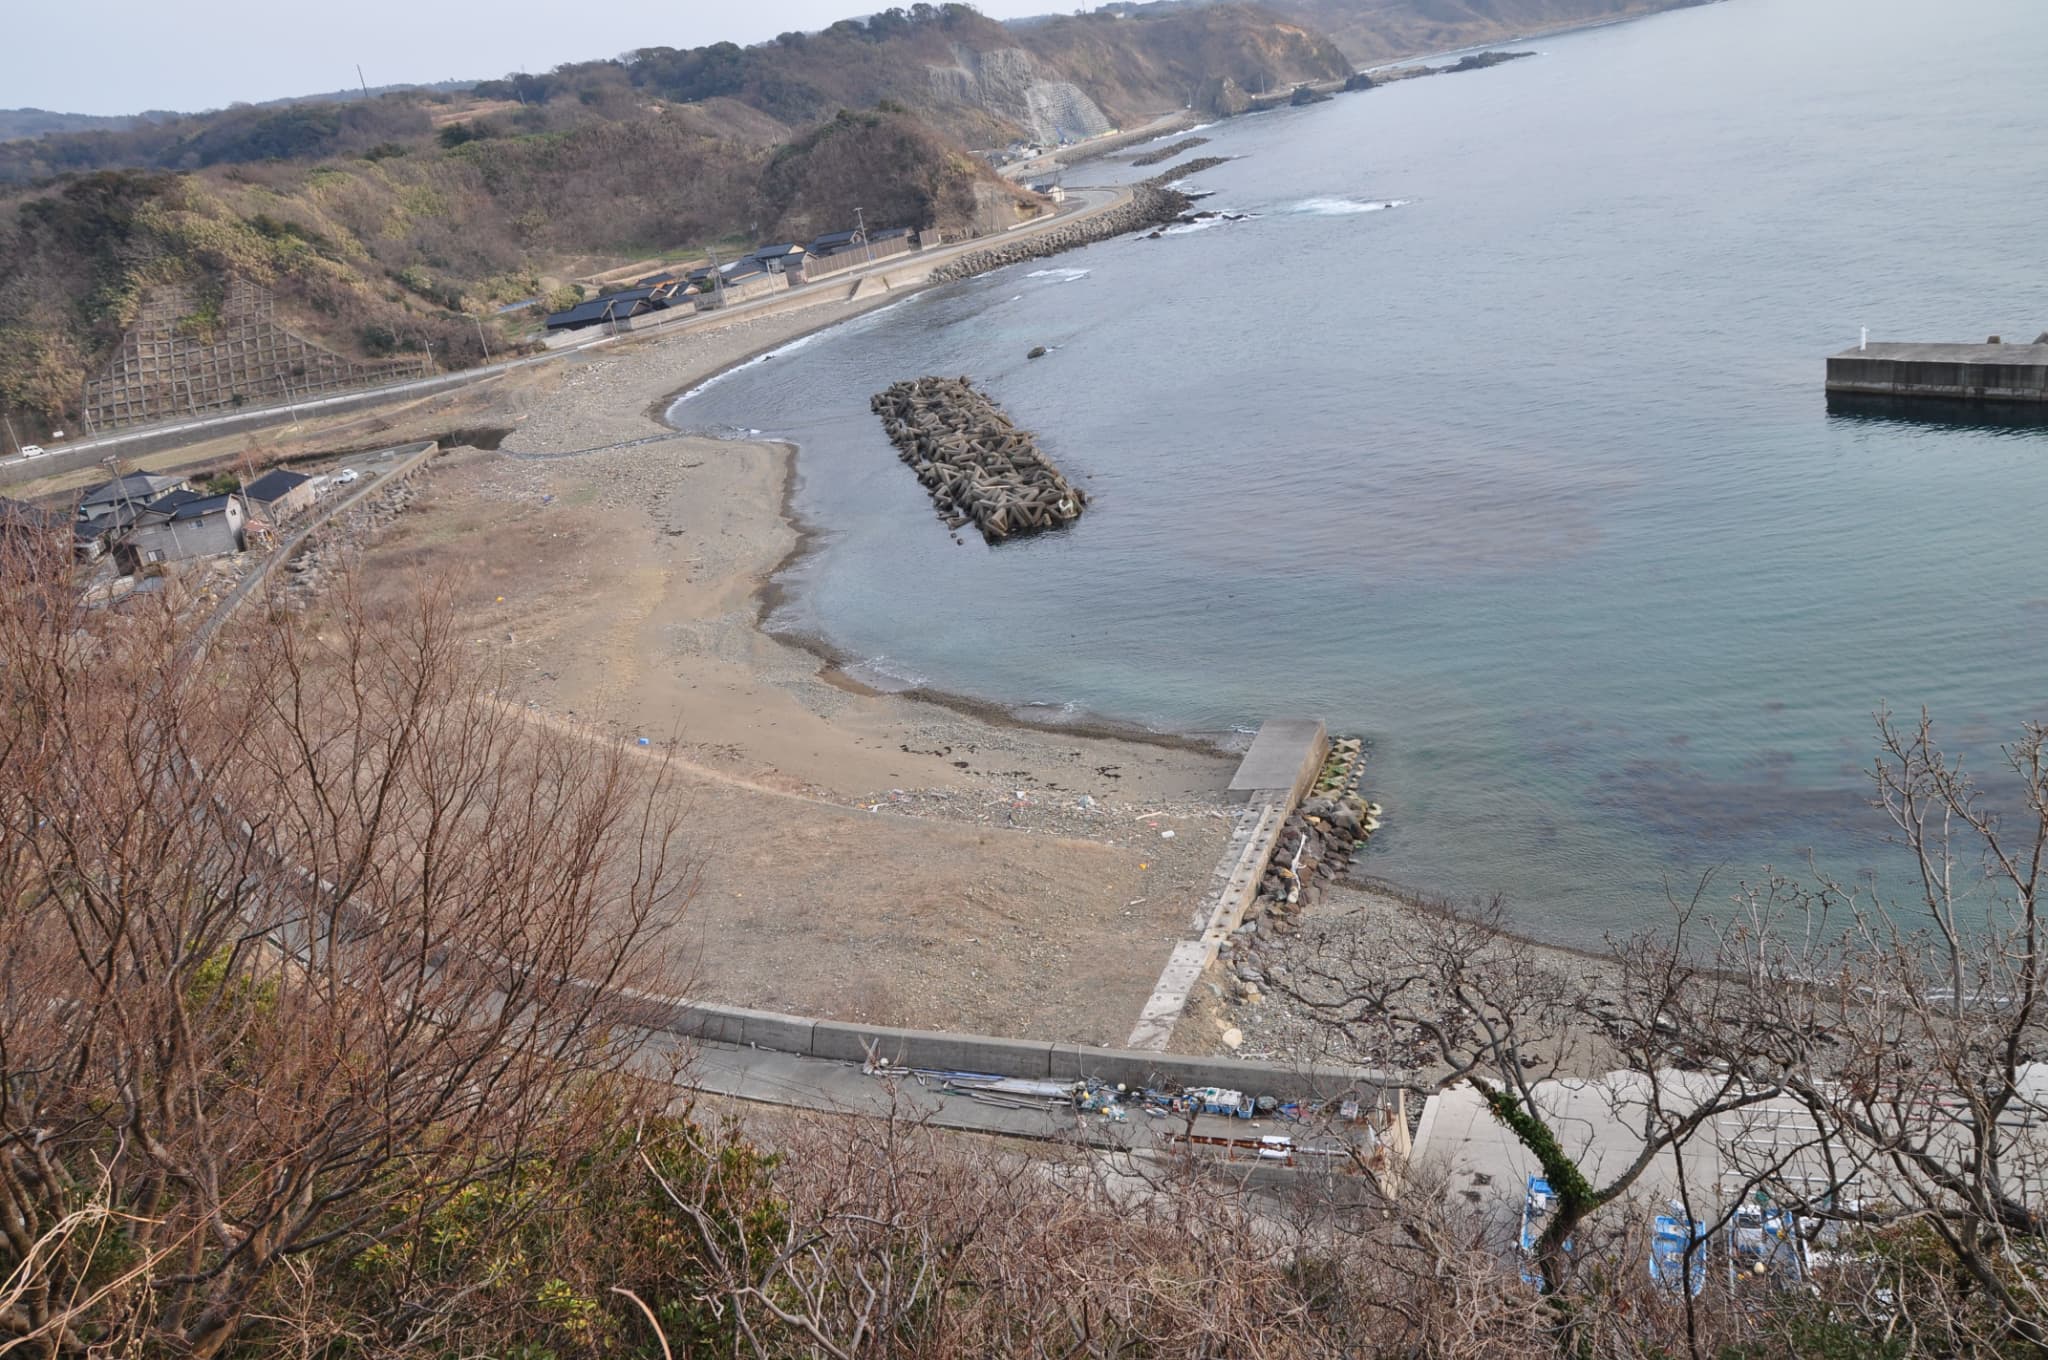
275,281,1242,1046
7,206,1628,1064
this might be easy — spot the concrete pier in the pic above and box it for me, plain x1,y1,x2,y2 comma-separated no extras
1129,718,1328,1051
1226,717,1329,805
1827,341,2048,404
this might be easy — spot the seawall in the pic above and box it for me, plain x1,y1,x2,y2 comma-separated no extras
1826,341,2048,404
928,185,1190,283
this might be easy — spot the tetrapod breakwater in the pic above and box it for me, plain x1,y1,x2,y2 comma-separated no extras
928,184,1191,283
870,377,1087,542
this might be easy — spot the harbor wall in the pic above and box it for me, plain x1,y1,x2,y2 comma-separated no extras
1827,348,2048,403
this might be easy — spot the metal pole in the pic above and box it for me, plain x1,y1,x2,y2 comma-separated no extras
2,412,19,457
472,313,492,361
856,207,871,264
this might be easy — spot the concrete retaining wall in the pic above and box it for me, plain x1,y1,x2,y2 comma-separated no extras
0,370,514,489
1827,353,2048,402
592,994,1389,1097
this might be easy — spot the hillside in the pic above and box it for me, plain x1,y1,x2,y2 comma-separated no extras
0,109,148,143
2,4,1350,187
463,2,1349,149
0,1,1366,437
0,105,1037,430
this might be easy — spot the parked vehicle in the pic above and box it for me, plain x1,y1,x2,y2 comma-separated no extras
333,468,359,484
1651,1213,1709,1295
18,444,44,458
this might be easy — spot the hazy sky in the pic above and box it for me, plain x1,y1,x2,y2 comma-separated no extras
6,1,1088,116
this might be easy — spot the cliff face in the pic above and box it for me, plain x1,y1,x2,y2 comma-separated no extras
1272,0,1710,64
925,47,1116,146
1012,4,1353,127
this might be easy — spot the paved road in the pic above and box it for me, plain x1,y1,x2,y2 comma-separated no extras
649,1031,1383,1174
0,184,1132,476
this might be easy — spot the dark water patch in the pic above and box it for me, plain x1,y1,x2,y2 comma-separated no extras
1825,394,2048,431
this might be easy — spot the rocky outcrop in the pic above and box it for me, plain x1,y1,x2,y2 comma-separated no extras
1341,71,1377,92
1290,83,1333,106
1447,50,1536,72
1195,75,1254,118
927,184,1191,283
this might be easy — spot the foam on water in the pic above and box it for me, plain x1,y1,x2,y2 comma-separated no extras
840,655,930,693
1025,267,1091,282
1289,197,1410,215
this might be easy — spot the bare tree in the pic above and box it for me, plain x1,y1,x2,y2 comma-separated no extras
0,554,686,1356
1687,710,2048,1354
1282,885,1793,1319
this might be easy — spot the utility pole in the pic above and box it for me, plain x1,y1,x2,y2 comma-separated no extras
357,65,371,101
855,207,872,264
2,411,20,457
708,246,727,307
471,313,492,361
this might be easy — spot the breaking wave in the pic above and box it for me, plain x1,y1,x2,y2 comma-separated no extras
1289,197,1411,215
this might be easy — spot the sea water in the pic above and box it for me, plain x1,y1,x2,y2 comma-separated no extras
672,0,2048,941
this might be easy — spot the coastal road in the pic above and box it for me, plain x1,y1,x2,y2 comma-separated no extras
648,1031,1382,1178
0,182,1135,484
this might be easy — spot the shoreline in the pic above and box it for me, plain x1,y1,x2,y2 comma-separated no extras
753,436,1239,761
647,270,1244,764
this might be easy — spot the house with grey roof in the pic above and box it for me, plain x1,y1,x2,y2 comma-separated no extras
242,467,316,521
77,473,189,521
116,494,245,573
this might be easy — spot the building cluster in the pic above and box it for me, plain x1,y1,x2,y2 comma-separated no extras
1,465,327,574
544,224,928,334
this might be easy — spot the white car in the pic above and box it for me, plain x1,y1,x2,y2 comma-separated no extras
333,468,359,484
18,444,44,458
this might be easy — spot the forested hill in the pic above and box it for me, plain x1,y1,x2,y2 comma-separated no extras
0,2,1353,434
1,4,1347,186
0,110,148,143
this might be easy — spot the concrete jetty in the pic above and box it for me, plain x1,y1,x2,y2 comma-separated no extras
1128,718,1328,1051
1827,340,2048,404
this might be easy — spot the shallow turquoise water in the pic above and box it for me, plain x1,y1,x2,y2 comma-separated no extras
673,0,2048,942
